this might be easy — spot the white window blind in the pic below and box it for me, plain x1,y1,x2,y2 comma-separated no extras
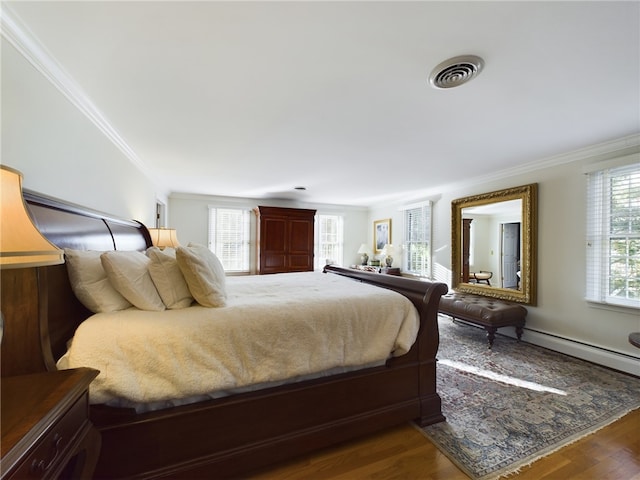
208,207,251,273
403,201,432,277
315,214,344,269
586,161,640,308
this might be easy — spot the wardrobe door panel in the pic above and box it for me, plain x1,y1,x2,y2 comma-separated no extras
263,217,287,251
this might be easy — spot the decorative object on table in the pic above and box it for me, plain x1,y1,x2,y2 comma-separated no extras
382,244,395,267
380,267,401,276
148,227,180,249
418,316,640,480
0,165,64,269
369,259,381,267
355,265,380,273
373,218,391,254
357,243,370,265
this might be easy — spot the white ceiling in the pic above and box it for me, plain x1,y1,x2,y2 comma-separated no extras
4,1,640,206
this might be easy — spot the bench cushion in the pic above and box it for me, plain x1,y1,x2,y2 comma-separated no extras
439,292,527,328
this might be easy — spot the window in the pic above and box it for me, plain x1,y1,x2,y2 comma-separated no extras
403,201,432,277
315,214,344,269
586,159,640,308
208,207,251,273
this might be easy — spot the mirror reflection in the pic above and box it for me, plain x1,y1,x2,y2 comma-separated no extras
451,184,537,305
461,199,522,290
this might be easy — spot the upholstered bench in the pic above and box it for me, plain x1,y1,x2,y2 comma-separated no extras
439,292,527,349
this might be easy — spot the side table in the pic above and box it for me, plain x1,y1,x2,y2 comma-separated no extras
1,368,101,480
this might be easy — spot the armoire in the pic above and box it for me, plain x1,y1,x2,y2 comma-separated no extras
254,206,316,274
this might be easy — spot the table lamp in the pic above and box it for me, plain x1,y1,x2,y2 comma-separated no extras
148,228,180,249
357,243,370,265
382,244,395,267
1,166,64,269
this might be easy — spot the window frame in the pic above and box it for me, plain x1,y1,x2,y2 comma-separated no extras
208,206,251,274
315,214,344,270
403,201,432,278
585,157,640,309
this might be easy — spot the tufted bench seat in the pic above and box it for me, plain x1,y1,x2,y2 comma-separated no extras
439,292,527,349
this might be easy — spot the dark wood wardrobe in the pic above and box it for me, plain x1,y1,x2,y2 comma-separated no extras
255,206,316,274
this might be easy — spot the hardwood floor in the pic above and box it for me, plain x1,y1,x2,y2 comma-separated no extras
247,408,640,479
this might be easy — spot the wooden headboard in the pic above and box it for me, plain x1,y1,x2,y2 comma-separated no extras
5,191,152,374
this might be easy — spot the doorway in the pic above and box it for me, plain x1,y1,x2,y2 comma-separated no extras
501,222,520,289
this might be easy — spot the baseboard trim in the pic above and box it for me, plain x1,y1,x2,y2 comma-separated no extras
521,329,639,376
447,316,640,376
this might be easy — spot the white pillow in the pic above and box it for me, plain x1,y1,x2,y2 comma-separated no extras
101,251,166,311
64,249,132,313
146,247,193,309
176,243,227,307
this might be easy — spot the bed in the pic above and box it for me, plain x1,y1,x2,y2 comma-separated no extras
19,191,448,479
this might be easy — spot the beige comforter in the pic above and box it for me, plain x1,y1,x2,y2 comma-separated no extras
58,272,419,407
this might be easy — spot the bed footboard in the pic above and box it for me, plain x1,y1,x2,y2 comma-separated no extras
323,265,448,425
90,267,447,479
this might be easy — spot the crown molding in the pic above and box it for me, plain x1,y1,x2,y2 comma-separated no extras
382,133,640,207
510,133,640,172
462,132,640,187
0,4,160,187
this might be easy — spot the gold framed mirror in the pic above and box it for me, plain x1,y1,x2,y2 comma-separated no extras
451,183,538,305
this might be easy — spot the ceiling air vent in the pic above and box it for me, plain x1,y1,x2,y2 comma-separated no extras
429,55,484,89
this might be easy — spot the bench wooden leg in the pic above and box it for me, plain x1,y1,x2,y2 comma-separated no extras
515,326,524,342
485,327,497,349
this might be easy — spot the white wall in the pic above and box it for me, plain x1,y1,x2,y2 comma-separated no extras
169,193,369,274
1,38,160,226
369,138,640,375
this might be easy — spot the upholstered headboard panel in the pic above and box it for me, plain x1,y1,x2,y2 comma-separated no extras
22,191,152,368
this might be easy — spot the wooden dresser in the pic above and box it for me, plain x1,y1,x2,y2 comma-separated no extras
255,206,316,274
1,368,101,480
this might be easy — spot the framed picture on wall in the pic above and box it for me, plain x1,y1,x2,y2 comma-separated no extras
373,218,391,254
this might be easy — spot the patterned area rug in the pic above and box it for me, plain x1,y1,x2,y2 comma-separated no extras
418,316,640,480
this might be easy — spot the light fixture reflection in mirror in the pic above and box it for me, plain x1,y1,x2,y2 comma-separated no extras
451,184,537,305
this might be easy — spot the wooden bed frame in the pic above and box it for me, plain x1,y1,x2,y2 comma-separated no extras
10,191,448,479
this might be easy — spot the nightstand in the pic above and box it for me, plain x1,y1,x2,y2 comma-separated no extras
1,368,101,480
